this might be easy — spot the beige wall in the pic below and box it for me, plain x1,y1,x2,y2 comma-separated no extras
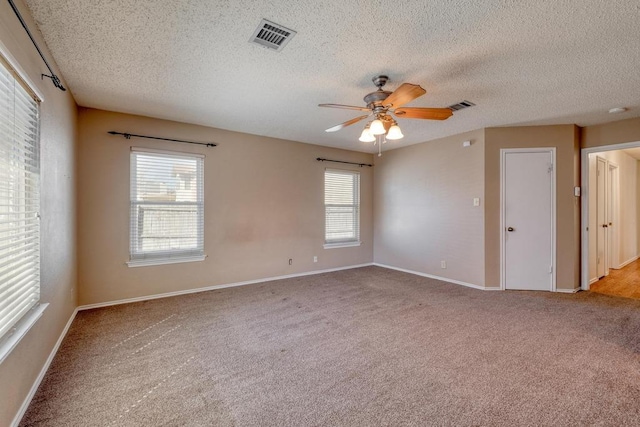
484,125,580,290
581,117,640,149
0,1,78,425
77,108,373,305
373,130,485,287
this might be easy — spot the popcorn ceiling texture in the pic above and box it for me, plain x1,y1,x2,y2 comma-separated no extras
25,0,640,153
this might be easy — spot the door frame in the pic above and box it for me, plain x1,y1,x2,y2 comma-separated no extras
607,161,619,270
595,156,609,278
500,147,557,291
580,140,640,291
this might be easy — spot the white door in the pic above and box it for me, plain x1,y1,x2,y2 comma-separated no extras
596,157,607,278
502,150,554,291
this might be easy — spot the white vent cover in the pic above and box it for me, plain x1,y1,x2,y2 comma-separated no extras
249,19,296,52
448,100,476,111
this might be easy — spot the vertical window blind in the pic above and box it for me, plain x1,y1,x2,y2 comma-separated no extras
324,169,360,244
130,149,204,263
0,58,40,342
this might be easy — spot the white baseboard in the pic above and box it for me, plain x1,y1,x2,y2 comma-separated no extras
555,288,580,294
589,277,599,285
11,308,78,427
78,263,374,311
373,263,486,290
618,256,638,269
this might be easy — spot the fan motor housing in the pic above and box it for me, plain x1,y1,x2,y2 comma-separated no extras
364,90,391,109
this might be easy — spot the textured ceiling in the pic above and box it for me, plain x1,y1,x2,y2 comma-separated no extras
24,0,640,153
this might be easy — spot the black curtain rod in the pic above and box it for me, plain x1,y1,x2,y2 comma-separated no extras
316,158,373,167
108,131,218,148
7,0,66,91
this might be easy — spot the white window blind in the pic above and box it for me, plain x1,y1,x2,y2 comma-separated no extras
324,169,360,244
130,149,204,264
0,58,40,342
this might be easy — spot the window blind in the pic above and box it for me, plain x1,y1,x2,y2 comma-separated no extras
0,58,40,342
324,169,360,244
130,149,204,263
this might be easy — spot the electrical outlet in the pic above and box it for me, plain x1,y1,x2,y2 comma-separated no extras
441,261,447,269
473,198,480,206
313,256,318,263
289,258,292,265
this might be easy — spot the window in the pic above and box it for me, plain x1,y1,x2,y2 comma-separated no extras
129,149,204,266
324,169,360,247
0,56,42,353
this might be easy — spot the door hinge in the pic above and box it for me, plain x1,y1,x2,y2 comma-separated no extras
548,163,553,173
549,265,553,274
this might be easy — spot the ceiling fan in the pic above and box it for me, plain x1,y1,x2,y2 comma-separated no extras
319,75,453,143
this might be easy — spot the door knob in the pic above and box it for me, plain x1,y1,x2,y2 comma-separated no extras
507,227,514,232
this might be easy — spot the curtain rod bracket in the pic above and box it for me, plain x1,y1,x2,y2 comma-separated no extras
316,157,373,167
41,74,66,91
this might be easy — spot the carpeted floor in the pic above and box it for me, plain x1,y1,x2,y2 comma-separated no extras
20,266,640,426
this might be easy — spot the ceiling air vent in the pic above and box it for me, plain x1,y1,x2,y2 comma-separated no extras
448,100,476,111
249,19,296,52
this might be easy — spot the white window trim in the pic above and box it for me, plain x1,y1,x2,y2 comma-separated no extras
323,241,362,250
0,50,42,363
127,255,206,268
129,148,205,267
0,303,48,365
0,40,45,102
324,168,361,245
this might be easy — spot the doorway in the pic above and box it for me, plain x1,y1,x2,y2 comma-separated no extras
500,148,556,291
581,142,640,296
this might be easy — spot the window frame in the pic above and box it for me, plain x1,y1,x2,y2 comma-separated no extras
323,168,361,249
127,148,205,267
0,50,47,365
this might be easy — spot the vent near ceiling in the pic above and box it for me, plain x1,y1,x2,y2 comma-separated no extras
448,100,476,111
249,19,296,52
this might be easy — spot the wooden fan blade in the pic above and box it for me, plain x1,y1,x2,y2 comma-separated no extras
382,83,426,108
325,115,370,132
318,103,371,112
393,107,453,120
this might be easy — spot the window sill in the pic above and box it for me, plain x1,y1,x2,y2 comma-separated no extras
0,303,48,365
127,255,206,268
323,241,362,249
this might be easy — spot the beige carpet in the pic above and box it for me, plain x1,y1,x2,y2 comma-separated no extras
20,266,640,426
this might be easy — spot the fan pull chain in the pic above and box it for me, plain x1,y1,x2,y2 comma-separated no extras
375,134,388,156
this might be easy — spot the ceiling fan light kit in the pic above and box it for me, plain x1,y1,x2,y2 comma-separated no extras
386,123,404,140
359,125,376,142
369,119,386,135
319,75,454,155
